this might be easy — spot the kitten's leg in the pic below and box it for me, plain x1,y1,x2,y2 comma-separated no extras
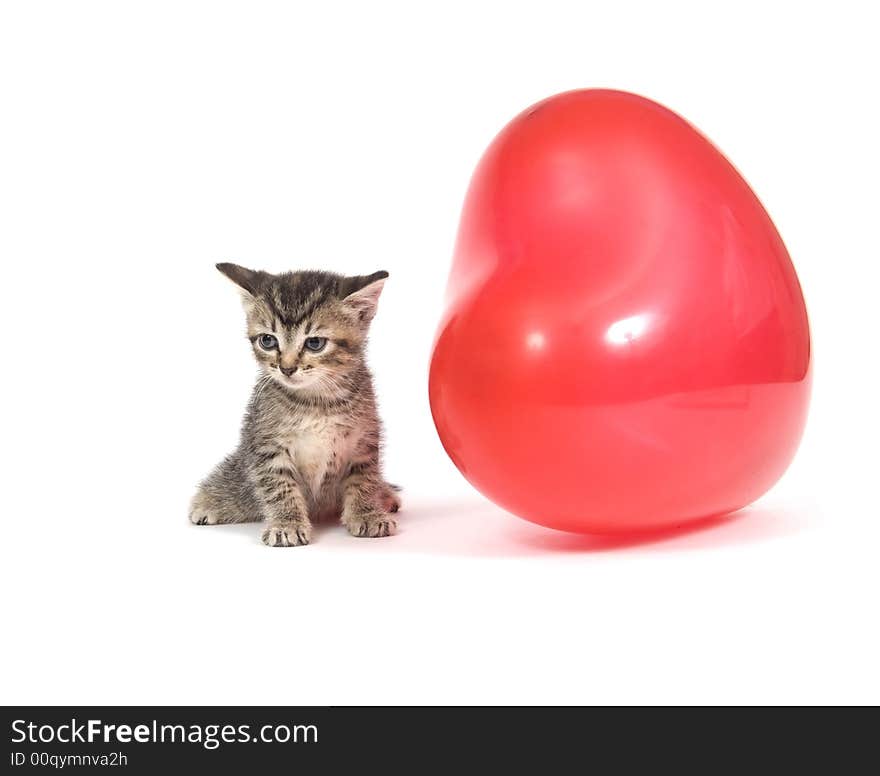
253,460,313,547
378,482,402,514
189,454,263,525
341,464,398,538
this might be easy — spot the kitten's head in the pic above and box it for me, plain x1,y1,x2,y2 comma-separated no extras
217,263,387,398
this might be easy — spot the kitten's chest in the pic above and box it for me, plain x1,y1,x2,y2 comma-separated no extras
282,415,359,496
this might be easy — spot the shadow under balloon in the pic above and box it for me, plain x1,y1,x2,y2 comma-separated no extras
389,498,806,558
186,497,806,557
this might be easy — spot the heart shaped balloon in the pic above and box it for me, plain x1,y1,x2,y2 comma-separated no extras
429,89,811,533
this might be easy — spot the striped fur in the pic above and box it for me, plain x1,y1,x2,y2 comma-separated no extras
190,264,399,546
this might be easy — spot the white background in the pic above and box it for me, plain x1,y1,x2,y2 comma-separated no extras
1,1,878,705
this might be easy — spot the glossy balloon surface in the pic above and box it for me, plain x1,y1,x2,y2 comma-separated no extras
429,89,811,533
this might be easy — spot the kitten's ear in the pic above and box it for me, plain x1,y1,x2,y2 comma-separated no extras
216,262,264,296
339,271,388,323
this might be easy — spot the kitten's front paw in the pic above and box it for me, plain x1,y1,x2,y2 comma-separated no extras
261,521,312,547
345,512,398,538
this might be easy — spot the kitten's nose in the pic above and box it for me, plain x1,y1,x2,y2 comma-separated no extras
279,365,297,377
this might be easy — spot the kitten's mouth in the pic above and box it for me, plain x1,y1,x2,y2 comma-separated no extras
272,371,312,390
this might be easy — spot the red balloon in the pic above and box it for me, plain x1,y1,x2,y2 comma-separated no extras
429,89,811,533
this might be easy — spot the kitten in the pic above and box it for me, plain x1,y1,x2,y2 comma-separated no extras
189,263,400,547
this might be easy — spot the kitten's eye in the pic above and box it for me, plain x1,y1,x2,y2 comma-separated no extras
257,334,278,350
304,336,327,353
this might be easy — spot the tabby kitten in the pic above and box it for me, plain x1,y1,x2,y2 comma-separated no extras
189,263,400,547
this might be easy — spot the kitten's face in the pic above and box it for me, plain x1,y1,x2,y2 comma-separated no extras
216,264,387,398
